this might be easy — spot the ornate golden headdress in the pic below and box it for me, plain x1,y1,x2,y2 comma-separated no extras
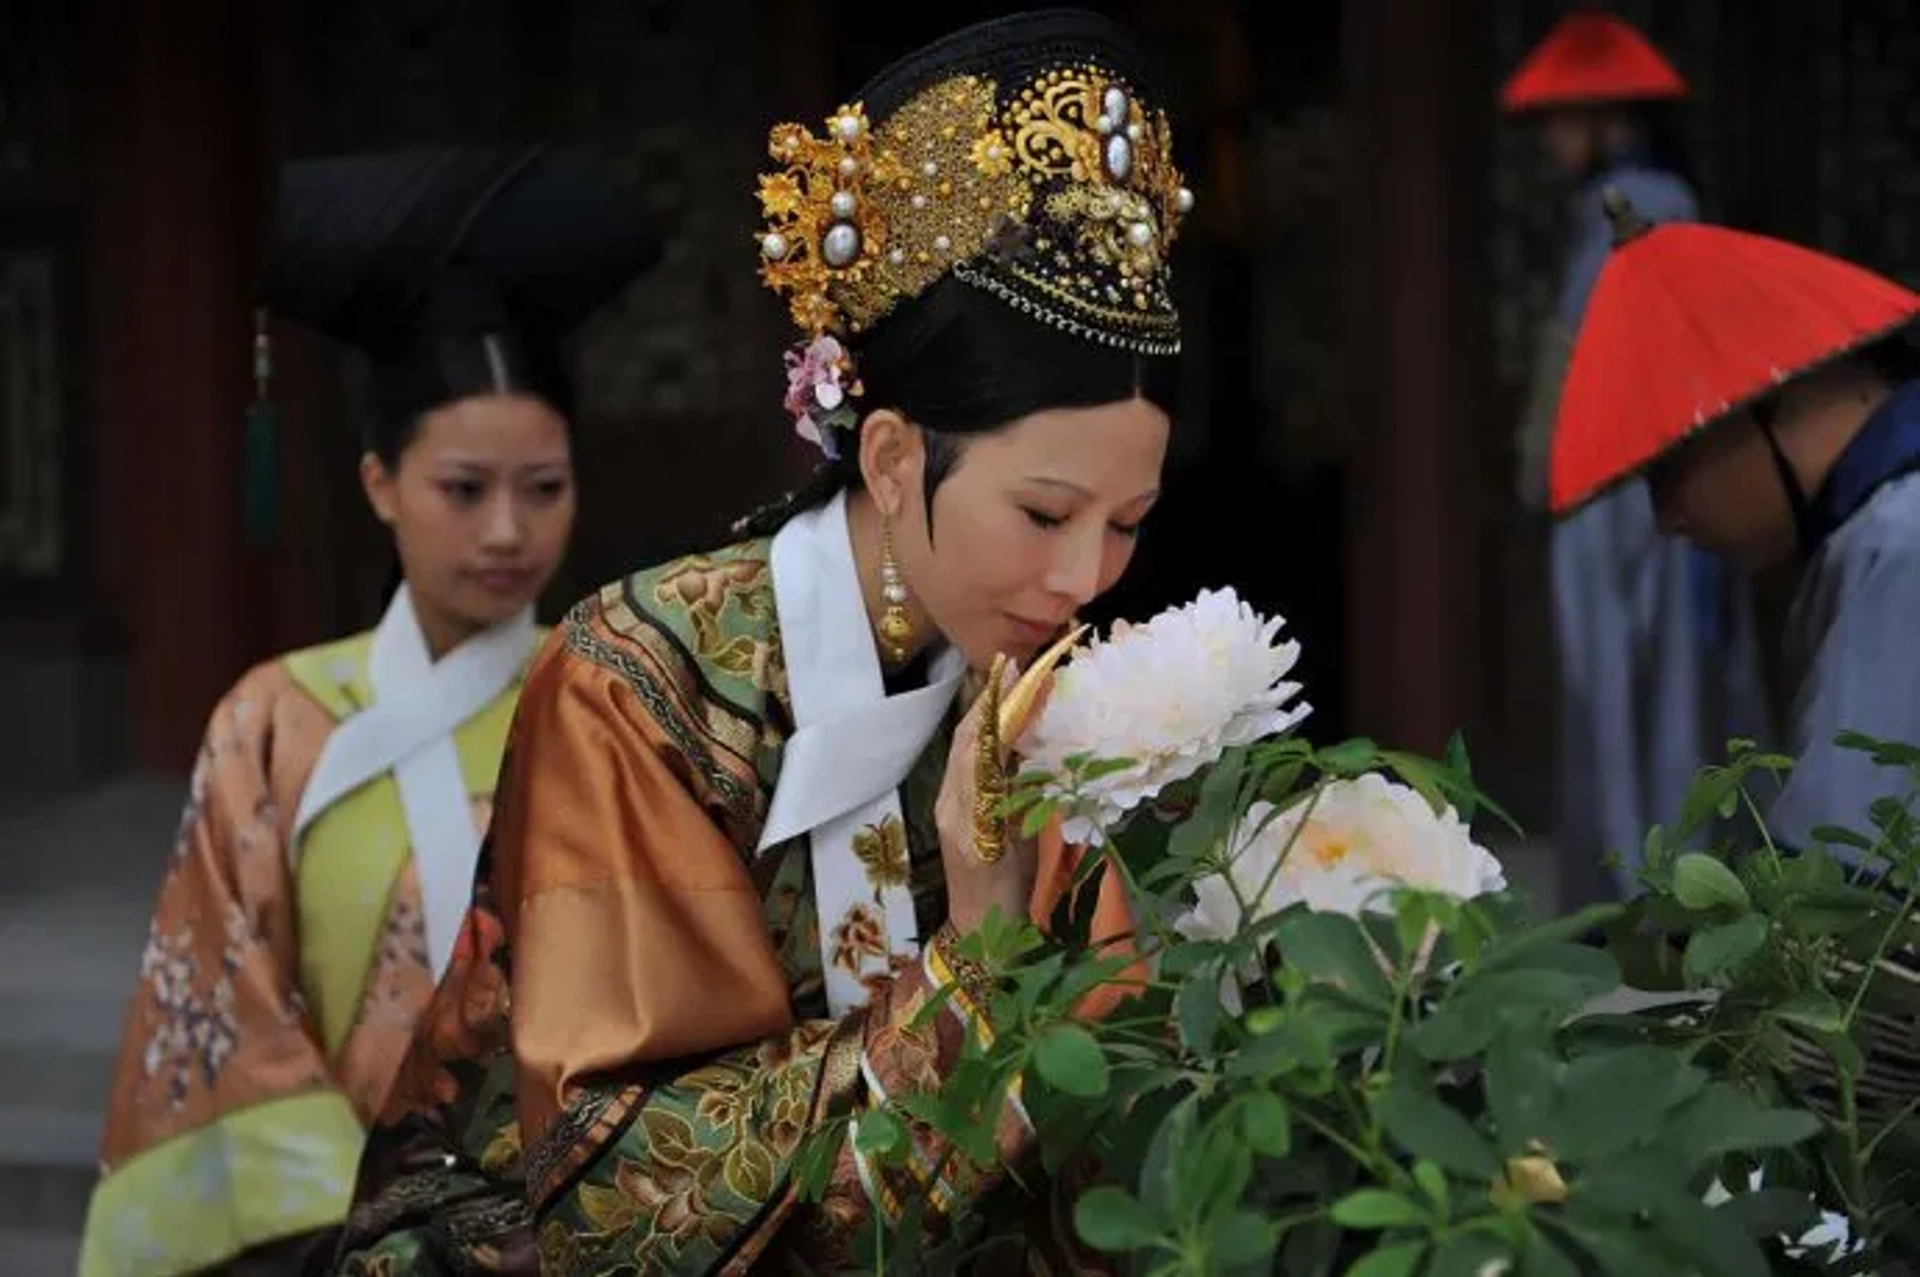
755,11,1191,454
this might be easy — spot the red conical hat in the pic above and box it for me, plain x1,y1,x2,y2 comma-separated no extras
1549,193,1920,515
1501,12,1687,112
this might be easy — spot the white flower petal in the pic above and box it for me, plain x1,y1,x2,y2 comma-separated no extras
1024,587,1311,840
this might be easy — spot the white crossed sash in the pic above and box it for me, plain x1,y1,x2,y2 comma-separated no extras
291,584,537,978
757,492,964,1016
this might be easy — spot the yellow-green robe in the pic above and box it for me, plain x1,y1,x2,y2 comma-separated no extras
78,614,542,1277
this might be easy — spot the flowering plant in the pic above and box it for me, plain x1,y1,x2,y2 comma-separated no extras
794,589,1918,1275
783,333,861,458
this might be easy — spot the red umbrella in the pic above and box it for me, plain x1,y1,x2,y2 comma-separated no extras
1549,192,1920,515
1501,11,1687,112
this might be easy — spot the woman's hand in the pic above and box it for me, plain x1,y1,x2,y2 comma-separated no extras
936,655,1038,934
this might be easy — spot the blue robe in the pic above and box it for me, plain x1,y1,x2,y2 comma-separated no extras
1770,379,1920,854
1541,162,1772,905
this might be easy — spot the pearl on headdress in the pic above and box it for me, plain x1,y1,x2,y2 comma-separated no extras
1095,114,1114,135
1103,86,1129,125
1126,221,1154,248
922,160,939,177
933,234,952,253
1175,186,1196,214
1127,121,1143,142
761,232,789,259
829,190,858,219
889,247,906,264
910,193,928,210
835,114,861,142
839,156,860,177
822,222,861,268
1105,134,1134,181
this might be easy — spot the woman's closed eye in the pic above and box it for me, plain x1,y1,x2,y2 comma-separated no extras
1023,506,1144,539
440,478,487,505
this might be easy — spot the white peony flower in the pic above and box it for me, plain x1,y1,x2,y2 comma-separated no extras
1021,587,1310,843
1175,773,1507,944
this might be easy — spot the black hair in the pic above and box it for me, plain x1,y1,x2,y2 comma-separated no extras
1857,331,1920,386
361,267,576,469
734,276,1179,539
362,333,574,469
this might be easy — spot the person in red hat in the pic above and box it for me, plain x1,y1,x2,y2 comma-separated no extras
1554,193,1920,857
1502,11,1769,906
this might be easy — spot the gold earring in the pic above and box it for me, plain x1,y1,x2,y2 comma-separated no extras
878,520,914,665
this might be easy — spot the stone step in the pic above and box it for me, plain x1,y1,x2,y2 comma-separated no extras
0,1226,83,1277
0,1105,100,1238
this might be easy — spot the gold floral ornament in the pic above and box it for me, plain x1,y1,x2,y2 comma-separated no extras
852,814,911,889
755,64,1193,455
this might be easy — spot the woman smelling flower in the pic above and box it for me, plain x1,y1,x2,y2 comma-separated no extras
328,11,1197,1274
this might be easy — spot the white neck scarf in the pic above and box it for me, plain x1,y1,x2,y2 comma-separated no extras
291,585,538,977
757,493,965,1015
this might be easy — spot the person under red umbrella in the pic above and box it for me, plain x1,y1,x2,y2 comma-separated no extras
1554,198,1920,1266
1502,10,1769,906
1553,191,1920,859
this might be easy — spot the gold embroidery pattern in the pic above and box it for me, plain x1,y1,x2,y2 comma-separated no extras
650,555,773,665
852,813,911,890
829,903,889,976
756,62,1187,354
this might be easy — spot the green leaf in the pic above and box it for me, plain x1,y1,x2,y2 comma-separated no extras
1316,738,1380,774
853,1107,906,1159
1227,1011,1333,1081
1238,1090,1292,1158
1551,1047,1706,1163
1411,965,1611,1061
1136,1098,1196,1218
1810,824,1877,853
1331,1189,1430,1230
1714,1187,1823,1240
1476,904,1627,974
1646,1189,1773,1277
1373,1077,1502,1179
1769,989,1848,1035
1178,1112,1255,1224
1662,1085,1821,1163
1410,1160,1452,1219
1516,1232,1582,1277
1274,909,1394,1004
1080,755,1140,782
1547,1215,1684,1277
1176,971,1223,1053
1672,853,1752,912
1426,1233,1513,1277
1073,1185,1165,1253
1034,1025,1109,1098
1485,1032,1558,1154
1676,769,1746,841
1209,1210,1280,1265
1683,915,1769,981
1170,750,1249,862
1344,1240,1428,1277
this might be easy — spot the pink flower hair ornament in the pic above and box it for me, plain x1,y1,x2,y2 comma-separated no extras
782,334,863,460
